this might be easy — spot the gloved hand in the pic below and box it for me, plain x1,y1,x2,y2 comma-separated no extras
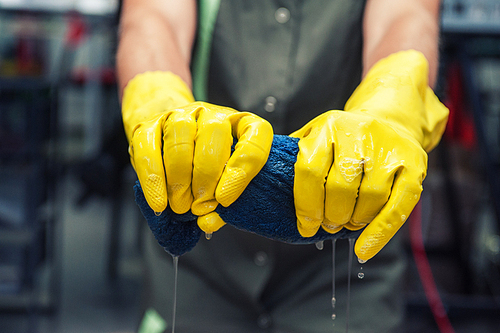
290,50,449,261
122,71,273,233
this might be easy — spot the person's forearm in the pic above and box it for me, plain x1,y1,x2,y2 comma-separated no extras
362,0,441,87
116,0,196,98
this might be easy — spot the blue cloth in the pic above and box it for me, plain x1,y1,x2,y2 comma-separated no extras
134,135,363,256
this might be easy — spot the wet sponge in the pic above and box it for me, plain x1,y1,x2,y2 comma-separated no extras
134,135,362,256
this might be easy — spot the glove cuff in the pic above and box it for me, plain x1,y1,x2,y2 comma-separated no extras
122,71,195,141
345,50,448,152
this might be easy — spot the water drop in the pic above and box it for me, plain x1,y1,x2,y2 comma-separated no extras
331,296,336,308
154,211,162,216
205,233,212,240
331,313,336,320
358,258,367,264
315,240,324,250
401,215,407,222
358,272,365,279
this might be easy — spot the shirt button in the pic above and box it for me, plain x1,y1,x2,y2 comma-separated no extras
257,313,272,329
264,96,277,112
254,251,269,266
275,7,290,24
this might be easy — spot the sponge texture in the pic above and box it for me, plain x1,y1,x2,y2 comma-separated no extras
134,135,362,256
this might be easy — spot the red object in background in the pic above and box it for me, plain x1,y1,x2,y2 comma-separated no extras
16,37,38,75
13,15,45,76
70,67,116,86
63,13,116,87
410,202,456,333
65,12,87,48
443,61,477,150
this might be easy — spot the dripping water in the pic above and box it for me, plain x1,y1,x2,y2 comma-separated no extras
358,256,366,279
331,239,337,324
315,240,324,250
172,256,179,333
346,238,355,333
205,233,212,240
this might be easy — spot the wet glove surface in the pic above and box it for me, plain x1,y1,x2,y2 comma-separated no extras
290,50,449,261
134,135,362,256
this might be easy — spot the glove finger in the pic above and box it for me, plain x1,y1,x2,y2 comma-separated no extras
354,167,425,261
216,113,273,207
191,110,232,216
163,111,196,214
323,155,363,231
350,158,392,225
294,129,333,237
344,222,366,231
321,218,343,234
197,211,226,234
131,117,168,214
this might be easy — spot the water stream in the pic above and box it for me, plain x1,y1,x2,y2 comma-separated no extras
171,256,179,333
346,238,355,333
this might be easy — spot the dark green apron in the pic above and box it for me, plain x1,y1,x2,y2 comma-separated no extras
142,1,406,332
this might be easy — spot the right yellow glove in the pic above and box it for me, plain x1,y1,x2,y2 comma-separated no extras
291,50,449,261
122,71,273,233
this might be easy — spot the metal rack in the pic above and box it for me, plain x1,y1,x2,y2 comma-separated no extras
0,4,121,314
0,75,60,312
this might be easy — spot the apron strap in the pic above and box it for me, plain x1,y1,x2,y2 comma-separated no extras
192,0,221,101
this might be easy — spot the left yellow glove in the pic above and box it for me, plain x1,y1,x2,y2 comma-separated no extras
291,50,449,261
122,71,273,234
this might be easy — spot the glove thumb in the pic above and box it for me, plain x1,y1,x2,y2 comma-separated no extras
197,211,226,237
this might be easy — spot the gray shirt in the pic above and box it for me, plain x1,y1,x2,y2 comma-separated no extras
208,0,366,134
143,2,406,331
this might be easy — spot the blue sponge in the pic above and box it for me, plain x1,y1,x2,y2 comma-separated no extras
134,135,363,256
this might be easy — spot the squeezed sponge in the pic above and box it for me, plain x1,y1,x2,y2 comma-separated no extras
134,135,362,256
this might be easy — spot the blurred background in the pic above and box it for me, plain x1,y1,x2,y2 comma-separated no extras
0,0,500,332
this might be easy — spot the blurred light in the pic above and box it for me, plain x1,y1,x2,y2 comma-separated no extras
0,0,118,15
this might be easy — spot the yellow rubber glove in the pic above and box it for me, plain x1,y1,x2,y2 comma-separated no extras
290,50,449,261
122,71,273,234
